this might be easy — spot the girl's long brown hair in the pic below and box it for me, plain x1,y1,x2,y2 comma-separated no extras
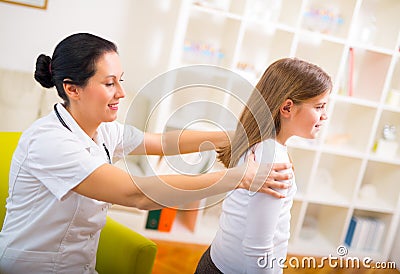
218,58,332,168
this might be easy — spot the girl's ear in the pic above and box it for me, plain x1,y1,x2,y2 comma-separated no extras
63,79,80,101
280,99,294,117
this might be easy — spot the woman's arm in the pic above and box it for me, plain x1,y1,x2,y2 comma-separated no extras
129,130,232,156
72,154,291,210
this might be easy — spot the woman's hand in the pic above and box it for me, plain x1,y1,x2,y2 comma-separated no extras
235,152,291,198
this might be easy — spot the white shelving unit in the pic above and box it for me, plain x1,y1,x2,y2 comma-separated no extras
109,0,400,262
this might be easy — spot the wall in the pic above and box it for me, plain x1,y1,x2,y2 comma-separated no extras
0,0,181,123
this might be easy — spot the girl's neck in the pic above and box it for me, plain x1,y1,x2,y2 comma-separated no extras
275,134,288,146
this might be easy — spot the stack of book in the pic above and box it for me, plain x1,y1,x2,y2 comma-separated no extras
345,216,385,251
145,208,177,232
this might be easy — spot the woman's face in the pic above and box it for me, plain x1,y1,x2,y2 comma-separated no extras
78,51,125,124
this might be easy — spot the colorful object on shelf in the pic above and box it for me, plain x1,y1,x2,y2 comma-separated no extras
386,89,400,107
373,124,398,158
145,208,178,232
338,47,355,97
347,47,354,97
157,207,178,232
303,6,344,34
235,61,258,78
145,209,162,230
382,124,397,141
236,61,255,72
183,40,225,65
345,216,385,251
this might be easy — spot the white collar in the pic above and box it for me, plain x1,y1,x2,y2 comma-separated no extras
53,103,96,149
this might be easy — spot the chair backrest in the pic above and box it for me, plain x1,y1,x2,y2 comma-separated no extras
0,132,21,229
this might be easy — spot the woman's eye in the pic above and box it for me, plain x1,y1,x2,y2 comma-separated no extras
105,83,115,87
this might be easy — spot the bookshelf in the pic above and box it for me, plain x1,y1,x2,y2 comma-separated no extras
108,0,400,261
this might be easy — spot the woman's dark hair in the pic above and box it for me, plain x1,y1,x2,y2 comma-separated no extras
34,33,118,106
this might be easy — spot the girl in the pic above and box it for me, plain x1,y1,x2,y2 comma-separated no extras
195,58,332,273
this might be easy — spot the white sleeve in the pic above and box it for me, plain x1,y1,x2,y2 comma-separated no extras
101,122,144,162
242,140,290,273
116,123,144,160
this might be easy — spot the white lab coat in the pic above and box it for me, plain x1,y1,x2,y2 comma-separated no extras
0,103,144,273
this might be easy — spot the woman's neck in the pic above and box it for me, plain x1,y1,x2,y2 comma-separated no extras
65,105,99,139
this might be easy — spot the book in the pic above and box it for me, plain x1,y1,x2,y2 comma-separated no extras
348,47,355,97
158,207,178,232
345,217,357,247
357,217,373,250
349,216,370,250
371,220,385,251
145,209,162,230
349,216,362,249
364,218,377,251
346,216,386,251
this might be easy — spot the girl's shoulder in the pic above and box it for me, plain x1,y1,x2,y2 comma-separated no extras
253,139,288,163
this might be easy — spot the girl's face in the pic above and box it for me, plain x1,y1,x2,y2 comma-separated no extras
78,51,125,124
277,91,330,144
290,90,330,140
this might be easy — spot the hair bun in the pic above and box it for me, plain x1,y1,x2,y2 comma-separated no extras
34,54,55,88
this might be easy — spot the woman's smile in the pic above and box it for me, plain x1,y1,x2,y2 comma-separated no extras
108,102,119,111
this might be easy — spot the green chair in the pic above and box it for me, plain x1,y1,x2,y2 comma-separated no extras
0,132,157,274
0,132,21,230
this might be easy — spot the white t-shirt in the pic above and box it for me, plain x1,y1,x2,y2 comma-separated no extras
0,103,144,274
211,139,297,274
